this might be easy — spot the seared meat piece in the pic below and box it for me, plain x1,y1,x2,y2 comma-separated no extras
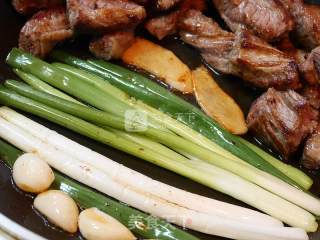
212,0,294,42
275,36,320,85
299,46,320,85
279,0,320,50
302,126,320,170
145,11,180,40
302,85,320,110
179,10,231,37
180,33,235,74
19,7,73,58
89,31,135,60
275,36,307,65
179,10,301,90
67,0,146,34
156,0,182,10
145,0,208,40
179,10,236,73
229,28,300,90
12,0,64,15
247,88,318,160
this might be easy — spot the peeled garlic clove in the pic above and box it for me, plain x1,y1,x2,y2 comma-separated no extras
12,153,54,193
79,208,136,240
34,190,79,233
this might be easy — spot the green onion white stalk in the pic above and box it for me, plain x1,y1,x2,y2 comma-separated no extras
0,214,46,240
0,89,318,232
0,141,199,240
0,115,309,240
4,82,320,220
0,106,282,227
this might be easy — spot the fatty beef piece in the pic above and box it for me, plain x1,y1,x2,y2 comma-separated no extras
89,31,135,60
12,0,64,15
66,0,146,34
247,88,318,160
178,10,301,91
19,7,73,58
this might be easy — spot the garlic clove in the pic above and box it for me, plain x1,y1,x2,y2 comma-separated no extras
34,190,79,233
79,208,136,240
13,153,54,193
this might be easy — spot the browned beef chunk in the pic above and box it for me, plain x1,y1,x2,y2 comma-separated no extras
145,11,180,40
230,28,300,90
275,36,320,85
302,126,320,170
299,46,320,85
179,10,229,37
156,0,182,10
67,0,146,34
274,35,307,65
302,85,320,110
179,10,237,73
144,0,208,40
89,31,135,60
180,32,235,74
12,0,64,15
212,0,294,42
179,10,301,90
247,88,318,160
19,7,73,58
279,0,320,50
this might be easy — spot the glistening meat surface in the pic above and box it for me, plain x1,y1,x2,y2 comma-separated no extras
145,11,180,40
179,10,300,90
212,0,294,42
67,0,146,34
19,7,73,58
300,47,320,85
12,0,64,15
89,31,135,60
247,88,318,160
279,0,320,50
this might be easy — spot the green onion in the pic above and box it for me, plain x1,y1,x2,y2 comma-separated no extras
239,138,313,190
13,68,83,105
48,50,306,189
5,80,320,218
0,106,286,229
7,48,309,190
0,138,199,240
51,61,312,191
53,63,312,193
0,86,318,231
0,132,309,240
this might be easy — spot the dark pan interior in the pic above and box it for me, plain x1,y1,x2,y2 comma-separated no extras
0,1,319,239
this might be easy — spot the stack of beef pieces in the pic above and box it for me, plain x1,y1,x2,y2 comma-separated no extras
205,0,320,169
13,0,320,169
14,0,186,59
